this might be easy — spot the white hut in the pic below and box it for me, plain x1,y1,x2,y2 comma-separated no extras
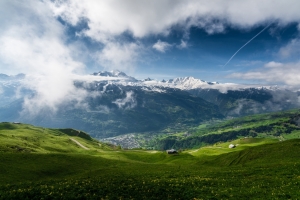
166,149,177,154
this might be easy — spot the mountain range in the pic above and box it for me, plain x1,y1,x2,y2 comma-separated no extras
0,71,299,139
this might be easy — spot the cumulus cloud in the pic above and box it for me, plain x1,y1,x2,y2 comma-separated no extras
47,0,300,70
230,61,300,86
49,0,300,38
152,40,172,53
98,42,141,70
0,0,87,115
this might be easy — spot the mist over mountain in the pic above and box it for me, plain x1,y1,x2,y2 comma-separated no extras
0,71,299,139
188,87,300,116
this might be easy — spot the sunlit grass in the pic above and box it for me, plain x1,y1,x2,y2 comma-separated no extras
1,122,300,199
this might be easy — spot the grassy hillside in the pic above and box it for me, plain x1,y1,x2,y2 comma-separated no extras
0,122,300,199
0,122,113,153
152,109,300,150
211,139,300,166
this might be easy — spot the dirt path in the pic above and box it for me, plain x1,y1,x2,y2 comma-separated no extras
70,138,89,150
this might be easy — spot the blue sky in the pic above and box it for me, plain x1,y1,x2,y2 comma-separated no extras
132,23,299,83
1,0,300,86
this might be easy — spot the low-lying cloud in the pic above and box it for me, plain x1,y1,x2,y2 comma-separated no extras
227,89,300,116
113,91,137,109
0,0,89,116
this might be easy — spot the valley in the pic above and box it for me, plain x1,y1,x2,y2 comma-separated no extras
102,108,300,149
0,120,300,199
1,72,300,199
1,71,300,141
2,1,300,198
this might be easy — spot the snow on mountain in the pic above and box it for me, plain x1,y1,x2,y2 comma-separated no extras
90,70,280,92
92,70,137,82
139,76,282,92
165,76,216,89
138,77,215,90
91,71,218,89
0,71,282,94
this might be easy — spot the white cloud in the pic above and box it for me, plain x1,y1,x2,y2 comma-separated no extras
1,0,300,116
153,40,172,53
177,40,188,49
279,38,300,58
98,42,141,70
113,91,137,109
49,0,300,38
0,0,87,115
230,61,300,86
264,61,283,68
47,0,300,71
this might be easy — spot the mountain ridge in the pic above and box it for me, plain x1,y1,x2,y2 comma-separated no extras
89,70,281,92
0,70,299,139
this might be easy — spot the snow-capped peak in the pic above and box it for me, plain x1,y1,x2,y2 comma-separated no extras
90,70,281,92
143,77,153,81
164,76,218,90
91,70,222,90
93,70,126,77
92,70,137,81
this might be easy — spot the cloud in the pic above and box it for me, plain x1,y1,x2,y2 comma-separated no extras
49,0,300,38
47,0,300,71
113,91,137,109
279,38,300,58
153,40,172,53
98,42,142,70
230,61,300,86
177,40,188,49
1,0,300,115
0,0,87,115
265,61,283,68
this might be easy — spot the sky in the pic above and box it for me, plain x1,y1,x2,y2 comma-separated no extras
1,0,300,102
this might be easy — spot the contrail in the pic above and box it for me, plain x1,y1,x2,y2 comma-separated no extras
223,23,272,67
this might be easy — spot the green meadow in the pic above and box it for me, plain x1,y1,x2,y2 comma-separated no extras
151,109,300,150
1,122,300,199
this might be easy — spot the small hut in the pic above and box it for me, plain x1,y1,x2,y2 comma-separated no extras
166,149,178,154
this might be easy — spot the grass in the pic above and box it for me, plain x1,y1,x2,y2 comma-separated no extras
189,138,277,156
150,109,300,150
0,122,112,153
1,122,300,199
193,109,300,136
282,130,300,139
